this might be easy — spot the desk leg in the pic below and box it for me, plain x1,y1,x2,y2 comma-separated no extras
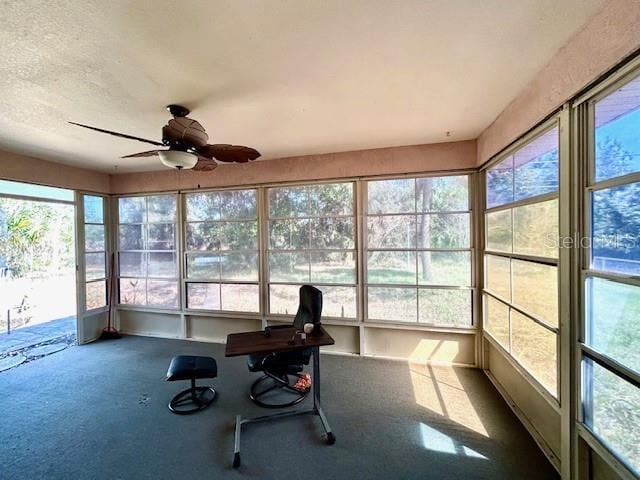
231,347,335,468
233,415,242,468
313,346,335,445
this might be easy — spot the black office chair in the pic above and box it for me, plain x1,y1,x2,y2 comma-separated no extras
247,285,322,408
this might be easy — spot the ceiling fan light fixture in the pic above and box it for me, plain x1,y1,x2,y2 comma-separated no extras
158,150,198,170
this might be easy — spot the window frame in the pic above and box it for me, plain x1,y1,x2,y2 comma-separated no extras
482,117,561,403
577,64,640,478
363,173,475,328
265,180,359,320
116,193,180,310
82,194,108,312
182,187,261,316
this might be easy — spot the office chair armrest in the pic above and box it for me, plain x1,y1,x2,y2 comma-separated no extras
264,324,292,338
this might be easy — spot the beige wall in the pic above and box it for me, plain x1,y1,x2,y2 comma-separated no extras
110,140,476,194
0,148,110,193
477,0,640,166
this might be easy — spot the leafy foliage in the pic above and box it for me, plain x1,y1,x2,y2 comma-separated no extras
0,198,74,277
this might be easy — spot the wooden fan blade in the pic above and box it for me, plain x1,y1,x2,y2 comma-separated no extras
69,122,164,146
196,144,261,163
162,118,209,147
193,156,218,172
121,150,162,158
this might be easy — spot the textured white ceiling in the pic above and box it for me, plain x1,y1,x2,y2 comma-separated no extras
0,0,605,172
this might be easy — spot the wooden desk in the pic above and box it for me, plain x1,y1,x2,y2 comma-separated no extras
225,326,336,469
225,325,335,357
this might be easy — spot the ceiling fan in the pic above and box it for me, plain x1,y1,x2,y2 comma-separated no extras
70,104,260,171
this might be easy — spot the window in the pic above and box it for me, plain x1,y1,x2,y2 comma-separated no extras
267,182,357,318
486,126,559,208
483,123,559,398
184,189,259,313
582,71,640,475
117,195,178,308
365,175,472,326
0,179,74,202
583,359,640,474
83,195,107,310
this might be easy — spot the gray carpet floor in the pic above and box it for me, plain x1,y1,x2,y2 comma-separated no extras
0,335,559,479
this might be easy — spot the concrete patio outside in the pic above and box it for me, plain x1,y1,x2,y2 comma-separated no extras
0,316,76,372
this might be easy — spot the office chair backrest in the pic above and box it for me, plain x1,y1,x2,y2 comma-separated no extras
293,285,323,331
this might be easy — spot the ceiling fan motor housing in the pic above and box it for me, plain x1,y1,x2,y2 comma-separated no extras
167,104,190,117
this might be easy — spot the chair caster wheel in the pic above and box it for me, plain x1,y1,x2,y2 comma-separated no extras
233,452,241,468
326,432,336,445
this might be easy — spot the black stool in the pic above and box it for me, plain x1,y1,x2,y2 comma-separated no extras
166,355,217,415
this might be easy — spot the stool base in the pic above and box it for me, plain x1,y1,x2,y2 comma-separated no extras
169,381,216,415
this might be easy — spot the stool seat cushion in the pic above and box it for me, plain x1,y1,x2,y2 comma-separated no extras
166,355,217,382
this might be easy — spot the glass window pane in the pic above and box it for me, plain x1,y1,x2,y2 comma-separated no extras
514,126,559,200
147,195,176,223
148,252,176,278
367,287,417,322
119,252,146,277
416,175,468,212
595,75,640,182
119,224,143,250
592,183,640,275
269,284,357,318
486,156,514,208
485,254,511,301
367,215,416,249
416,213,470,248
367,179,415,214
147,223,175,250
186,192,219,221
512,260,558,326
186,223,222,251
221,283,259,312
308,183,353,216
187,283,220,310
147,280,178,307
85,252,105,281
418,251,470,286
186,253,222,280
484,295,510,348
586,277,640,374
118,197,145,223
269,284,300,315
0,179,73,202
269,186,308,217
269,219,309,250
269,252,309,282
513,199,558,258
85,224,105,251
85,280,106,310
217,221,258,251
367,251,416,285
120,278,146,305
584,358,640,474
84,196,104,224
310,217,354,249
310,251,356,284
319,286,357,318
511,311,557,396
221,253,259,281
486,209,512,253
418,289,471,327
217,190,257,220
